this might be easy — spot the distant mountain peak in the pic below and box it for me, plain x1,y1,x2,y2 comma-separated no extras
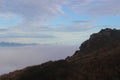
0,42,37,47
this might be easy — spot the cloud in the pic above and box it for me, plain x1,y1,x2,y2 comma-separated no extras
43,20,95,32
0,44,78,75
0,34,56,38
0,0,65,20
0,13,16,21
0,42,37,47
0,29,8,32
0,12,23,27
73,20,90,23
67,0,120,16
0,0,119,23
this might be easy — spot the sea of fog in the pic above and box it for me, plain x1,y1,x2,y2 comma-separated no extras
0,45,78,75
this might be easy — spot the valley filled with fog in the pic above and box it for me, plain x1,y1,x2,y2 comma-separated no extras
0,45,78,75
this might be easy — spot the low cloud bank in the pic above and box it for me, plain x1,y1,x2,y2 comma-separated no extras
0,44,78,75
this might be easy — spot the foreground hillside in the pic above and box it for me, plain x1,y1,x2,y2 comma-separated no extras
0,28,120,80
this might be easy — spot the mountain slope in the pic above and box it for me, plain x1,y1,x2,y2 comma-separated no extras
0,28,120,80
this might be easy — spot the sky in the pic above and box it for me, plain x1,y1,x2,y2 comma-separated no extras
0,0,119,45
0,0,120,75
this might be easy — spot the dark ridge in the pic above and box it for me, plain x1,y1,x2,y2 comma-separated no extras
73,28,120,56
0,28,120,80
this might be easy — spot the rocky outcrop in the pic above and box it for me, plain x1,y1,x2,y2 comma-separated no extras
73,28,120,56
